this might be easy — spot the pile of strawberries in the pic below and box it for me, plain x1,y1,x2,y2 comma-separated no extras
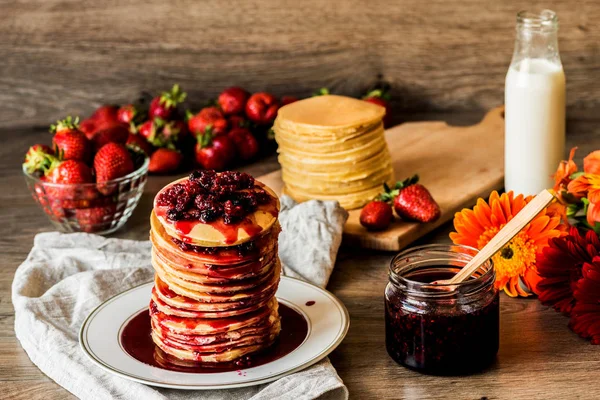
23,116,146,232
73,84,297,175
359,175,441,231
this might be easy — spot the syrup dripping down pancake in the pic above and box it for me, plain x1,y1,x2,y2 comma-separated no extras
154,257,281,303
151,243,277,284
150,211,280,267
153,276,279,313
153,180,280,247
153,333,278,363
151,288,273,319
151,248,278,292
152,319,281,354
150,317,277,346
151,298,279,335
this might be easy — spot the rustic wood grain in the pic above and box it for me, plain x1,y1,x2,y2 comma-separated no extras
1,111,600,399
259,107,505,250
1,0,600,129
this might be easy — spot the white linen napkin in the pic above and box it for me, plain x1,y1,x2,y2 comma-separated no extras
12,196,349,400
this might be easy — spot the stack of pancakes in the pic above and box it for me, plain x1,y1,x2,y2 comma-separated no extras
274,94,394,209
149,173,281,364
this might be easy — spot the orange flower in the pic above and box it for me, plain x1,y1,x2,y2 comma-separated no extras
450,191,566,297
553,147,578,192
568,174,600,204
583,150,600,175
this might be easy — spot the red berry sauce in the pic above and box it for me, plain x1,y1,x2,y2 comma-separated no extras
156,170,273,225
385,270,499,375
121,303,307,373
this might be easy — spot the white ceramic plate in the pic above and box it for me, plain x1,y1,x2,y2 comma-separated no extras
80,276,349,390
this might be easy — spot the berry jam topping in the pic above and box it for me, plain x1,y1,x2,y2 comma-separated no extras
172,237,257,256
156,171,273,225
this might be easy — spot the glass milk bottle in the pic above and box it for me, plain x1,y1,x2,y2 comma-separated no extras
505,10,566,196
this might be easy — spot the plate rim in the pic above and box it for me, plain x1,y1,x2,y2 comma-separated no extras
79,276,350,390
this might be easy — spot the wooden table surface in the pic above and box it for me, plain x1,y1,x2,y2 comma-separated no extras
2,111,600,399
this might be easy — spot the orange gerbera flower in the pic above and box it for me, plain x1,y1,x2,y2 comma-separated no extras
583,150,600,175
450,191,566,297
553,147,578,192
568,174,600,204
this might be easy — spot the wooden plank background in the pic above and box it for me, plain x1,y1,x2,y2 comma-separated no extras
1,0,599,129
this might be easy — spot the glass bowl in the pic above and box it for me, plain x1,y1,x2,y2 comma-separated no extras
23,156,149,235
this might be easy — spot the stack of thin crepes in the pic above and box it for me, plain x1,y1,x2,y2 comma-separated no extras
149,171,281,366
274,94,394,209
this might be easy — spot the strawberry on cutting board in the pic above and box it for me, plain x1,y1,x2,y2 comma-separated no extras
380,175,441,223
50,117,91,162
360,200,394,231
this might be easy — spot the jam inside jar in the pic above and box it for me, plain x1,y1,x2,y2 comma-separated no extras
385,244,499,375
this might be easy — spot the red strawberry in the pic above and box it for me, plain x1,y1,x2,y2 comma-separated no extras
79,118,97,138
381,175,441,223
138,120,156,140
149,84,187,120
90,123,129,151
23,144,54,174
363,89,392,127
245,93,279,125
93,143,135,194
117,104,137,124
139,118,183,148
148,148,183,174
228,127,259,161
46,159,94,198
359,200,394,231
75,204,117,232
126,133,154,155
228,115,250,129
187,107,228,136
50,117,91,162
218,86,250,115
281,95,298,106
91,105,119,123
195,132,236,171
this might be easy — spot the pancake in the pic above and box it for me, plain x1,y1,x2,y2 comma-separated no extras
153,178,279,247
151,298,279,335
149,171,283,364
276,95,385,131
274,94,392,210
151,247,277,290
151,286,276,318
153,333,278,363
154,257,281,303
153,275,279,313
150,210,280,267
151,317,278,346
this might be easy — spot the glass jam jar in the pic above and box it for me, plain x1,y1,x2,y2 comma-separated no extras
385,244,499,375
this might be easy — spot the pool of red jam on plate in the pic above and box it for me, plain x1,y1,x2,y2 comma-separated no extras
121,303,308,373
385,270,499,375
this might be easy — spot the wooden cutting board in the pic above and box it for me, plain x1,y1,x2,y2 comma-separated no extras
258,106,505,251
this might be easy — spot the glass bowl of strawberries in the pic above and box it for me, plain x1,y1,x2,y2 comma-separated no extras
23,117,149,235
